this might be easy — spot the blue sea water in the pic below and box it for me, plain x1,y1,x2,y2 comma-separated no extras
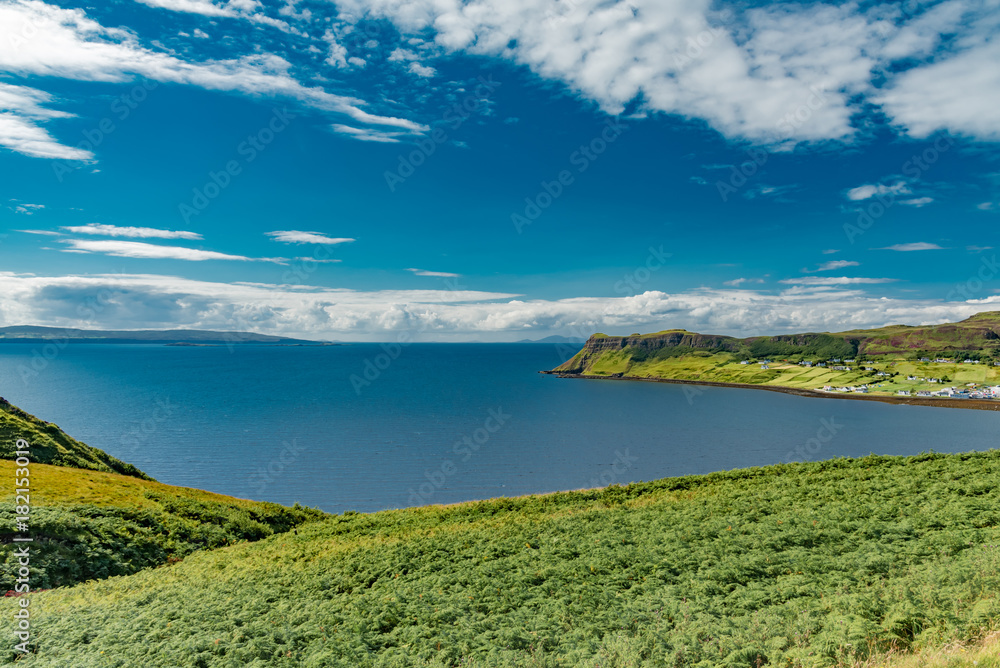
0,342,997,513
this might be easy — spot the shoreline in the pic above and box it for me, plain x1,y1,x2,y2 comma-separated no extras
540,371,1000,412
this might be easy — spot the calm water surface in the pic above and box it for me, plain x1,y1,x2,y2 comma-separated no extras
0,343,997,513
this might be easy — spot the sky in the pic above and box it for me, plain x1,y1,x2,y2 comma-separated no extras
0,0,998,341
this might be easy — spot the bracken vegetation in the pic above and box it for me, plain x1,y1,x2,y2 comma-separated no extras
4,450,1000,667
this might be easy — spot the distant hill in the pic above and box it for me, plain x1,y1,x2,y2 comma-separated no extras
0,326,317,344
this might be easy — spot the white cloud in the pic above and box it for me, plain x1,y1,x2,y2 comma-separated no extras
266,230,356,245
0,82,93,160
14,229,60,236
407,268,460,277
821,249,839,254
337,0,1000,144
900,197,933,207
876,37,1000,142
133,0,295,33
0,272,997,341
134,0,232,17
878,242,944,252
779,276,897,285
388,48,419,61
977,202,996,211
60,224,203,240
334,0,892,144
846,181,910,201
722,277,764,287
331,124,407,143
59,239,286,263
0,0,427,160
407,62,436,78
12,202,44,214
804,260,860,273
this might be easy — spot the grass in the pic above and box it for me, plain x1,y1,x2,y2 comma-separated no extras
868,630,1000,668
5,450,1000,666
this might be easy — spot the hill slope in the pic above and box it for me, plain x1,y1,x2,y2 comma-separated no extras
4,450,1000,666
0,460,323,589
0,397,150,479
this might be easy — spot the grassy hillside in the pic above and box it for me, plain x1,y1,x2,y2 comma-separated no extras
0,459,324,589
0,398,322,589
0,397,150,479
5,450,1000,667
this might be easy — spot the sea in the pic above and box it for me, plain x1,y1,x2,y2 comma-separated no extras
1,342,997,513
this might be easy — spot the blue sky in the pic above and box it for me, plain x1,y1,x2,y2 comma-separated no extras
1,0,998,341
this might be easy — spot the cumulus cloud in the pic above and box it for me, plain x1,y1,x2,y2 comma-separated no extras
59,239,286,263
0,273,997,341
266,230,356,245
61,224,203,240
407,62,436,77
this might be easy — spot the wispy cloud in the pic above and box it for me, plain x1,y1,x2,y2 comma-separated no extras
15,229,60,236
60,239,286,263
803,260,860,273
407,268,460,278
331,124,408,143
133,0,295,33
61,224,202,240
0,1,427,160
900,197,933,207
0,82,92,160
779,276,898,285
11,202,44,214
266,231,355,245
845,181,910,201
877,242,944,251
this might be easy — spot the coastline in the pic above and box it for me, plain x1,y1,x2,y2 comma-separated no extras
540,370,1000,412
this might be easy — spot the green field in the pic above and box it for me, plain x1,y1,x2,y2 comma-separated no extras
589,352,1000,398
5,450,1000,666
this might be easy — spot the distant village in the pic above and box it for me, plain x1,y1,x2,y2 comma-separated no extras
738,356,1000,400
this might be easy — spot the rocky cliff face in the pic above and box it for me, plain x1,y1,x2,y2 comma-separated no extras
554,330,740,373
